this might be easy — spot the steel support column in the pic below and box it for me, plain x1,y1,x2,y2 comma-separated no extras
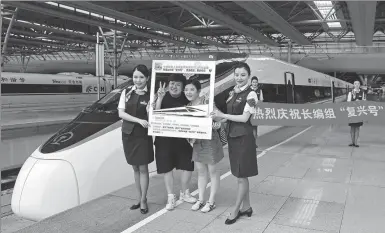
2,8,19,54
0,8,2,231
98,27,110,51
347,1,377,46
97,32,101,100
288,41,292,63
113,30,117,89
358,74,366,85
20,55,30,73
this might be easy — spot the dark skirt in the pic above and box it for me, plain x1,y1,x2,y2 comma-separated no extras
349,122,363,127
122,132,154,166
228,134,258,178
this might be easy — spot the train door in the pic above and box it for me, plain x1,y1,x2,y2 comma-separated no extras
103,78,114,94
101,78,109,94
331,81,335,103
102,78,109,96
346,84,349,98
284,72,296,103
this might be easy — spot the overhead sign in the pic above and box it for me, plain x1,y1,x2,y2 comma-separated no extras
250,101,385,126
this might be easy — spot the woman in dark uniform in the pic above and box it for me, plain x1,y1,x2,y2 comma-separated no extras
118,64,154,214
211,62,258,225
347,80,366,147
250,76,263,147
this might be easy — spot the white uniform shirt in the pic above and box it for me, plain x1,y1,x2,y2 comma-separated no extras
347,89,366,102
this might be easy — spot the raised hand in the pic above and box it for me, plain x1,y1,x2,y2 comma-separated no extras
212,121,221,130
210,109,224,119
157,82,167,99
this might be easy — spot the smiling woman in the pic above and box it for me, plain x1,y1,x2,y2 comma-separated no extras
117,64,154,214
210,61,258,225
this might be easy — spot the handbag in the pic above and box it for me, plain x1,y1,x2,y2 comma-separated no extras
218,125,228,146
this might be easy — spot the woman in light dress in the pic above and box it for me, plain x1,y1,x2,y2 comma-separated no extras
184,79,224,213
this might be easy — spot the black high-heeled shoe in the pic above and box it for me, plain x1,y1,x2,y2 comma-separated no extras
130,203,140,210
225,211,241,225
239,207,253,217
140,199,148,214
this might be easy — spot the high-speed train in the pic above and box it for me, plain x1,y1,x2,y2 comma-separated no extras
1,72,130,95
11,53,354,221
1,72,131,109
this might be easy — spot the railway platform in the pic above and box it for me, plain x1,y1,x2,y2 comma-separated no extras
5,122,385,233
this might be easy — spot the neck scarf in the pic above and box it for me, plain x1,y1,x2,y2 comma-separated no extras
125,85,147,102
226,84,248,103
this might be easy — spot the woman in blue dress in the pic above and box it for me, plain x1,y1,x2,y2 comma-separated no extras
184,79,224,213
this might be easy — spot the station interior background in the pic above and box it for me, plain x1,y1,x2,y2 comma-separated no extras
2,1,385,232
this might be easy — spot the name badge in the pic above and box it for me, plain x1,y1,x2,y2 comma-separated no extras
235,97,243,103
140,100,148,105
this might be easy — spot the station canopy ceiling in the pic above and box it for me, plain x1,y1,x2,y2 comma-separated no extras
1,1,385,64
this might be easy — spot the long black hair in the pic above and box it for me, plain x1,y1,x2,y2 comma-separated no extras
132,64,151,89
132,64,150,78
251,76,259,82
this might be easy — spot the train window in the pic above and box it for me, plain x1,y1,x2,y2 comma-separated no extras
116,81,132,89
1,84,82,94
216,52,247,61
314,89,321,98
276,85,285,95
261,84,286,103
215,61,239,77
97,90,121,105
324,88,331,97
96,82,132,105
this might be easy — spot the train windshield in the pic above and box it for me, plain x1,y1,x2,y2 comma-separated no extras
96,81,131,105
80,81,132,113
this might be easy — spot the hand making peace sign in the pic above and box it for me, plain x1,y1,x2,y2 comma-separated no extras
157,82,167,99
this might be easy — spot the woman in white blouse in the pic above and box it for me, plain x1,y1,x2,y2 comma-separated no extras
347,80,366,147
117,65,153,214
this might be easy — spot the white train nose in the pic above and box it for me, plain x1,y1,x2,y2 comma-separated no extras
11,156,79,221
